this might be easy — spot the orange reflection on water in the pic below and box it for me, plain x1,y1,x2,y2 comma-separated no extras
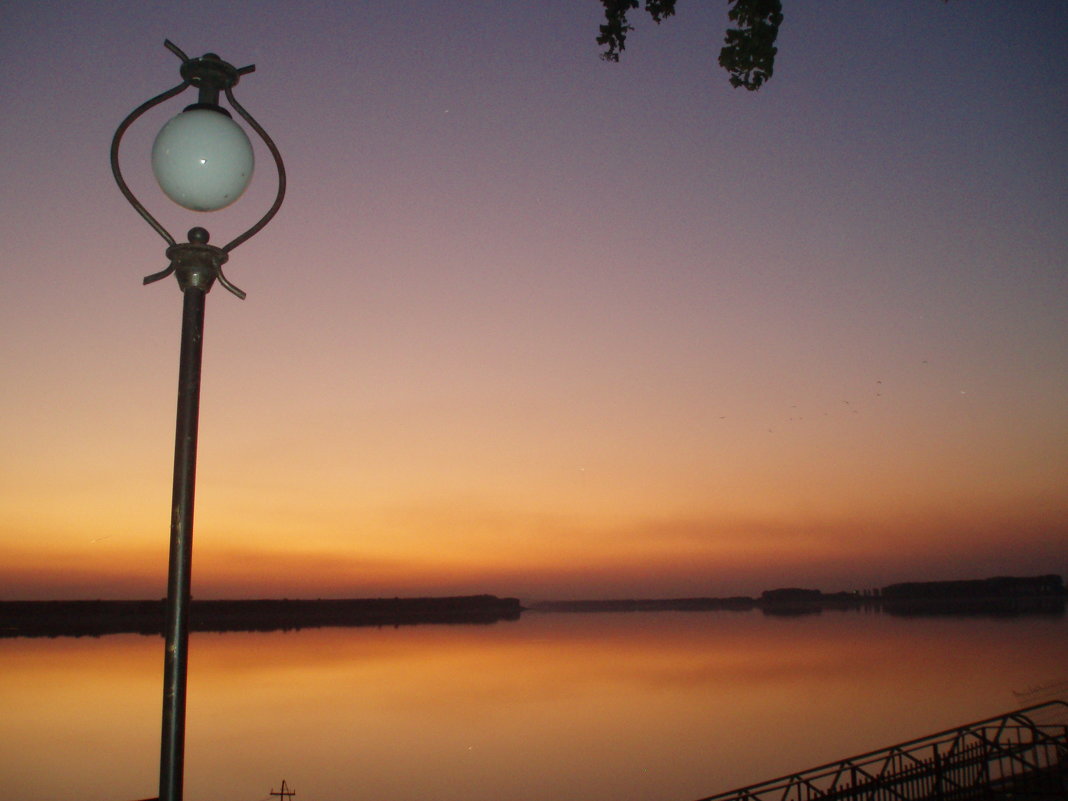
0,634,160,800
3,610,1066,801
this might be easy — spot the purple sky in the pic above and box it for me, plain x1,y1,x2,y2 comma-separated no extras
1,1,1065,600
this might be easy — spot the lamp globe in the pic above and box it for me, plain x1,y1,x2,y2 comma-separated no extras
152,108,254,211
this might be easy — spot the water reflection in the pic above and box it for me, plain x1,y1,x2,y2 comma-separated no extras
2,610,1066,801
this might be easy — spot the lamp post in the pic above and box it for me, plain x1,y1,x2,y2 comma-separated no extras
110,41,285,801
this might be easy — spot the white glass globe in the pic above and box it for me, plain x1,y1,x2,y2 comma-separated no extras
151,109,254,211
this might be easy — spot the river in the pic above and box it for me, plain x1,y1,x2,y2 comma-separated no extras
3,607,1066,801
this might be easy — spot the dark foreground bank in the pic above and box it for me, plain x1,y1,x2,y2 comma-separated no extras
0,595,523,637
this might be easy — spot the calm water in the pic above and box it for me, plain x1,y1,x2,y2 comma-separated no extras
3,608,1066,801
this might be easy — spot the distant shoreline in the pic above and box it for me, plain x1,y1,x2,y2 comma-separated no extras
527,593,1066,617
530,574,1067,618
2,575,1063,638
0,595,522,638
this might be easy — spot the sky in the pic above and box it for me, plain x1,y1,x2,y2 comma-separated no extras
1,0,1065,602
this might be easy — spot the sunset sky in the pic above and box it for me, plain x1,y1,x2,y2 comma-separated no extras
2,0,1065,601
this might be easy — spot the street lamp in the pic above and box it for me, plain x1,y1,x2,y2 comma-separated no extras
110,40,285,801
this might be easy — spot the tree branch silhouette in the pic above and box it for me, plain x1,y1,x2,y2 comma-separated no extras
597,0,781,91
598,1,955,90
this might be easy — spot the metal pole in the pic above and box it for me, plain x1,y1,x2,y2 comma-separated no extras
110,43,285,801
160,285,208,801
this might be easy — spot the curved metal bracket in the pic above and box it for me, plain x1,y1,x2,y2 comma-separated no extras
110,79,188,248
110,40,286,298
221,84,287,255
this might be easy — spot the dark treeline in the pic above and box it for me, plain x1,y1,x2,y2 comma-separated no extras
530,575,1066,618
3,575,1064,637
0,595,522,638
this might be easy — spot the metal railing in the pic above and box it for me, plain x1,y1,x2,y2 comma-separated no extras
695,700,1068,801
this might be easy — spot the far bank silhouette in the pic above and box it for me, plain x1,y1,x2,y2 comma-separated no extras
1,575,1063,637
